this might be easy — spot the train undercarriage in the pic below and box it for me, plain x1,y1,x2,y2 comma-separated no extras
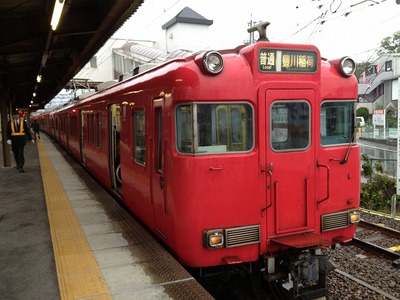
192,249,335,300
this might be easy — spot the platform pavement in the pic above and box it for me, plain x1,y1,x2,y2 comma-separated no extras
0,135,213,300
0,139,60,299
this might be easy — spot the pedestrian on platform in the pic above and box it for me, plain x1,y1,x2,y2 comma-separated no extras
6,111,35,173
31,119,40,140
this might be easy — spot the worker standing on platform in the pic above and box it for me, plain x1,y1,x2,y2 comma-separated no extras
31,119,40,140
6,111,35,173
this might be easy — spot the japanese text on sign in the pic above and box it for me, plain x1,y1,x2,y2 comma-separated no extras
258,49,317,73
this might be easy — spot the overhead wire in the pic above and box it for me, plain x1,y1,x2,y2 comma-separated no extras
305,10,328,43
278,0,393,45
78,0,397,81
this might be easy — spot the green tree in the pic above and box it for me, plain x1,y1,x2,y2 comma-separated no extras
377,30,400,55
355,61,371,82
386,106,398,128
356,107,369,122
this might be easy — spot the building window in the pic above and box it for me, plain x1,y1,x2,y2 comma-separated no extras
385,60,392,71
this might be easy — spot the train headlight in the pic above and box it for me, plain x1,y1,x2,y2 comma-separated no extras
339,57,356,77
349,210,361,224
202,51,224,75
204,229,224,249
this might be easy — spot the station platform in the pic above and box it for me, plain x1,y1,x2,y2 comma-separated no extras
0,135,213,300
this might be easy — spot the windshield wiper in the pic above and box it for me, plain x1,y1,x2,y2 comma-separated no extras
340,126,357,164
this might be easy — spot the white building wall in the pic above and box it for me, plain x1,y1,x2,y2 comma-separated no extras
395,57,400,75
75,39,128,82
392,79,399,101
165,23,210,52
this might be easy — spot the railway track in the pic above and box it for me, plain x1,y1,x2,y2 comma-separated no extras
322,216,400,299
352,219,400,264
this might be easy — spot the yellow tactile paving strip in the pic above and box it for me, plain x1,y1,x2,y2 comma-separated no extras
37,140,112,300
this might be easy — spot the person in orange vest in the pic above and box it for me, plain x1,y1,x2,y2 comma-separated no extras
6,111,34,173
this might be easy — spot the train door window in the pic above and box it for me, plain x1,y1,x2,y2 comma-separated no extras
155,109,163,171
109,104,121,192
86,114,91,145
270,101,310,151
321,101,355,146
133,110,146,165
176,103,254,155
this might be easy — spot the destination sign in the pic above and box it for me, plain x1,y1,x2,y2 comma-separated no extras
258,49,317,73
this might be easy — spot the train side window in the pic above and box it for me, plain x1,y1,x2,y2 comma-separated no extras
270,101,310,151
320,102,354,146
133,110,146,165
176,103,254,155
176,105,193,152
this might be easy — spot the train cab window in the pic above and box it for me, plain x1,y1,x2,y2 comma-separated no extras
270,101,310,151
321,102,354,146
133,110,146,165
176,103,253,154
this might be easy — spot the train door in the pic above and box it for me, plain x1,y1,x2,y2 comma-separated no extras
151,98,168,239
265,89,315,236
109,104,121,194
80,111,85,164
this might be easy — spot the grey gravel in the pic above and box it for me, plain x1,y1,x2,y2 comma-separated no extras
322,211,400,300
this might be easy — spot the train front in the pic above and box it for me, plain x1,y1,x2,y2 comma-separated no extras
169,23,360,299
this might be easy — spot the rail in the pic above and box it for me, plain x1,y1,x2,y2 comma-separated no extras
351,220,400,261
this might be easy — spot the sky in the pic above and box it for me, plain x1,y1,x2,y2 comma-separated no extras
114,0,400,63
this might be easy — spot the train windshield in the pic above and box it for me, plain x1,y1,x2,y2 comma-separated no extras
176,103,254,154
270,101,310,151
321,101,355,146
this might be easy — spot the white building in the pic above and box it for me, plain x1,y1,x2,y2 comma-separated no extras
161,7,213,53
357,54,400,113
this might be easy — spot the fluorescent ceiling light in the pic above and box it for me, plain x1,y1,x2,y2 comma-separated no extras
51,0,65,31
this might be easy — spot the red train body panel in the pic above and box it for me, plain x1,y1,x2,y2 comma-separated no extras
34,36,360,298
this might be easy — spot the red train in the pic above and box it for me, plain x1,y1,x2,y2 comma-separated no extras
33,23,360,299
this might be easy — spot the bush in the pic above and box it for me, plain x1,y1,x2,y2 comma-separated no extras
356,107,370,124
361,154,398,213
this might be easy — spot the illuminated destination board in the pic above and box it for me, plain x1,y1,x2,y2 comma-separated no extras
258,49,317,73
